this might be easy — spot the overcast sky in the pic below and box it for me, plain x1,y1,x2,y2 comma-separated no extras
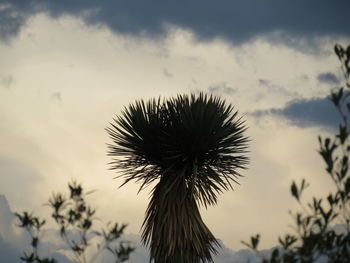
1,1,350,262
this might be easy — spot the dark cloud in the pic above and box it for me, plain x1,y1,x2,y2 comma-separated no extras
0,195,21,263
0,236,21,263
252,96,341,129
0,0,349,43
0,3,27,41
317,72,340,85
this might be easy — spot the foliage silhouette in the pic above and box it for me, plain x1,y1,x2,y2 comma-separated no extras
107,93,249,263
16,181,134,263
243,44,350,262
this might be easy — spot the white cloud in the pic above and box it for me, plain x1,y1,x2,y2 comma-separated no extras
0,194,74,262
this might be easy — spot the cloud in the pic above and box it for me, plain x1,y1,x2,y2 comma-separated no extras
258,79,269,86
0,195,18,244
0,157,43,210
0,195,29,263
51,91,62,101
251,96,341,129
0,194,73,263
1,0,349,43
0,3,28,41
0,236,21,263
212,242,261,263
162,68,173,78
317,72,340,85
1,74,14,88
209,82,236,95
258,79,299,98
126,236,263,263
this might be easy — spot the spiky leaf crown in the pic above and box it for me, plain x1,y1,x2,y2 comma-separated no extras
106,93,249,206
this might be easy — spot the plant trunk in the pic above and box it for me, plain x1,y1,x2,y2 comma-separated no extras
142,176,219,263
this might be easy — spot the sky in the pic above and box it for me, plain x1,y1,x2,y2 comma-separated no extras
0,0,350,262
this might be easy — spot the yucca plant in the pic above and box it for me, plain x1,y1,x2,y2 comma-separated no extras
106,93,249,263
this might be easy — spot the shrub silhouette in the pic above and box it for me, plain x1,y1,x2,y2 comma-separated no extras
243,44,350,262
16,181,134,263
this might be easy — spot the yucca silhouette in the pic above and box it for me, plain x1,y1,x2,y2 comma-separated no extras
107,93,249,263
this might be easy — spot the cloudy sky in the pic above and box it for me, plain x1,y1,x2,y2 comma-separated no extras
1,1,349,262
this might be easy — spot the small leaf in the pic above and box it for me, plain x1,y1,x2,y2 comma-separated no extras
291,181,299,201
